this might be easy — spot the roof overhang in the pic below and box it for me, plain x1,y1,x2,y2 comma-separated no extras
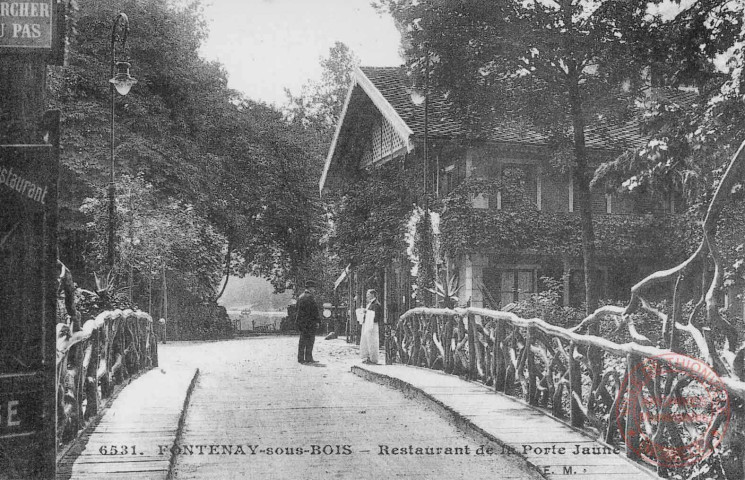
319,67,415,195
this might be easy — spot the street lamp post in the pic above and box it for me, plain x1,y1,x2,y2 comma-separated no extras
107,13,137,273
410,49,433,306
409,50,430,203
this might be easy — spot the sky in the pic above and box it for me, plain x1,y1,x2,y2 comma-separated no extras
199,0,404,106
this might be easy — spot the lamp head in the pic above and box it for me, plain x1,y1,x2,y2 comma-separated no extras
110,61,137,95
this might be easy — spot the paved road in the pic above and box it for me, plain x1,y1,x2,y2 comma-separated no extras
160,336,542,480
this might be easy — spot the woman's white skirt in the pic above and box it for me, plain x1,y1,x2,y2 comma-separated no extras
359,316,379,363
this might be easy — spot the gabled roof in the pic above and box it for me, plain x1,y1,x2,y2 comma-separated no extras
319,67,416,194
319,66,701,194
321,66,471,194
360,67,465,139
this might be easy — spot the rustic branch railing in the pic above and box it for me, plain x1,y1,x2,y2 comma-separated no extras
387,140,745,479
56,308,158,446
389,306,745,477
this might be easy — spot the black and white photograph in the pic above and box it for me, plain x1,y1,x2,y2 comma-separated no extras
1,0,745,478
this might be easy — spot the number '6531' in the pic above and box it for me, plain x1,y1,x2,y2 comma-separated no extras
98,445,138,455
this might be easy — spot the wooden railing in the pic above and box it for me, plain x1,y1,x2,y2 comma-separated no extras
56,309,158,446
388,306,745,478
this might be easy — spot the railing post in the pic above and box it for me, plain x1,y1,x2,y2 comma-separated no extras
426,314,437,368
152,319,159,368
411,314,421,366
568,341,584,428
721,408,744,479
625,354,642,461
397,320,406,364
527,326,537,406
489,322,495,386
467,313,477,380
84,333,100,420
385,322,394,365
71,344,84,435
443,315,452,373
494,318,505,391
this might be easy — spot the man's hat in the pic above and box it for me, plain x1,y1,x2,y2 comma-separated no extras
305,280,317,288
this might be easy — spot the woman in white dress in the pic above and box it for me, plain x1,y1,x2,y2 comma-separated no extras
359,289,383,364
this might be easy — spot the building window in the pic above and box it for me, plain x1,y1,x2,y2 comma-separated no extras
500,163,538,210
441,162,466,197
571,182,609,214
482,268,536,308
628,187,679,214
442,164,457,196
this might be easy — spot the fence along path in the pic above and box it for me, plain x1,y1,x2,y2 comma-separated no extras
389,306,744,476
55,263,165,477
387,141,745,479
56,306,159,449
56,260,160,450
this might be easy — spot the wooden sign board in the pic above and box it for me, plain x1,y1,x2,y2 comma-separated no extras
0,0,65,64
0,145,58,479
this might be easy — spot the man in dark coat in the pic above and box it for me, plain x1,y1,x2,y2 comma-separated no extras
296,280,321,363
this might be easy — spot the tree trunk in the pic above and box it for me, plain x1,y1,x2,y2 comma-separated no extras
162,264,168,342
214,239,232,302
568,68,603,392
148,269,152,315
568,74,599,314
128,186,134,302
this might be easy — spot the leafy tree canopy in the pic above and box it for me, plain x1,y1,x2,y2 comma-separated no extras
590,2,745,290
285,42,359,143
592,1,744,205
374,0,673,313
50,0,323,295
375,0,656,141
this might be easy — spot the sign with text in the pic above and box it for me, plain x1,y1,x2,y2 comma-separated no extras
0,1,54,51
0,154,51,212
0,383,42,438
0,144,58,479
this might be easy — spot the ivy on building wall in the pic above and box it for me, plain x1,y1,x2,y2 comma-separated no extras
329,161,420,277
440,177,696,264
412,207,437,305
330,168,697,306
439,177,541,257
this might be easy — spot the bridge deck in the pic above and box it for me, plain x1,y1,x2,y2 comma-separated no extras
166,337,542,480
354,363,657,480
57,338,660,479
56,366,198,480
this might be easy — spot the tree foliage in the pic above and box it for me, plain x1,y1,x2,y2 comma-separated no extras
284,41,359,160
329,161,416,278
375,0,660,313
49,0,323,297
592,1,745,294
411,207,436,305
80,174,224,301
284,42,363,292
